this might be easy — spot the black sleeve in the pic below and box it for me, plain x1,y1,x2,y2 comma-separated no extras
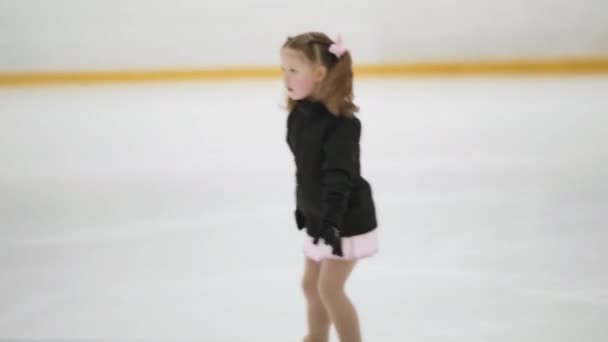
286,111,294,153
321,118,360,229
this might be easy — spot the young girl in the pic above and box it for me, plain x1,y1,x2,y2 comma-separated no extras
282,32,379,342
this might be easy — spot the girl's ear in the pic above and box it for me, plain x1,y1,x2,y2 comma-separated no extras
314,65,327,83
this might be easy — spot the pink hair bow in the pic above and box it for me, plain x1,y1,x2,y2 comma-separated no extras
329,35,346,58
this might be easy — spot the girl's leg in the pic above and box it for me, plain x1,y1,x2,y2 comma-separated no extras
318,259,361,342
302,257,331,342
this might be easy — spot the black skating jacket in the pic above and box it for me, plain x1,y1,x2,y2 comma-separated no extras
286,100,377,238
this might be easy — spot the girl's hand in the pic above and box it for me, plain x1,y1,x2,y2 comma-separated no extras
295,209,306,230
313,224,343,256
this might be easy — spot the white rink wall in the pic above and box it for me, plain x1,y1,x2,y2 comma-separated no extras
1,0,607,71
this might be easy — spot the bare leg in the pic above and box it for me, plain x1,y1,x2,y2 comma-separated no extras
302,257,331,342
318,259,361,342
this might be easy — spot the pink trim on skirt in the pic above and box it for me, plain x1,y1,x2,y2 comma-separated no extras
303,229,379,262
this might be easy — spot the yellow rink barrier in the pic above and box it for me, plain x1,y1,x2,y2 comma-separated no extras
1,58,607,87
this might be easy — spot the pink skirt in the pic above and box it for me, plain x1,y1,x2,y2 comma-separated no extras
303,229,379,262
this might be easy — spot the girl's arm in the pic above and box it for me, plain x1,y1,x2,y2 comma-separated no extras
320,117,361,229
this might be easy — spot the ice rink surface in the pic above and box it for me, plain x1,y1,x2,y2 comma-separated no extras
1,76,607,341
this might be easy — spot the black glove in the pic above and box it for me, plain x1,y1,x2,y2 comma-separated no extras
313,223,343,257
295,209,306,230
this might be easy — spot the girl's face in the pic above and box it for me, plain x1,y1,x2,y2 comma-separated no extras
280,48,326,100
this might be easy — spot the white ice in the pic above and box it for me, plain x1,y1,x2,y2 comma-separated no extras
1,77,607,341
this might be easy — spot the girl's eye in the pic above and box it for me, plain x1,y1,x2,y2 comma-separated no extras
290,68,297,73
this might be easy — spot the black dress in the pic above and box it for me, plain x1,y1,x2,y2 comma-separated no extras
286,100,377,238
